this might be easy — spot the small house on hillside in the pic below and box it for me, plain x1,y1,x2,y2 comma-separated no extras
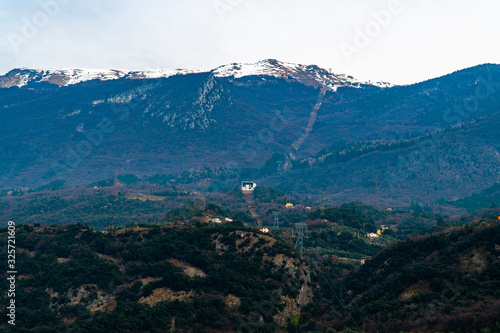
241,181,257,191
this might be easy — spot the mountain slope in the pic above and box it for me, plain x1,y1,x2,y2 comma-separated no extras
321,220,500,332
1,61,500,206
440,182,500,212
1,210,499,332
0,223,313,332
276,110,500,207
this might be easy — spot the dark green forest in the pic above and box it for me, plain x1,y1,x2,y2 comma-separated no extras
1,203,499,332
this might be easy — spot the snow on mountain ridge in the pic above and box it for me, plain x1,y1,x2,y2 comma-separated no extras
212,59,305,78
0,68,128,88
0,68,203,88
48,69,128,85
212,59,393,89
0,60,393,89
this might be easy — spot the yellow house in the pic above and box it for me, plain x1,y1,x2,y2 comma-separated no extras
286,203,294,208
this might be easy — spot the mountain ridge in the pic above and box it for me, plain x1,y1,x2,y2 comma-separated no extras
1,61,500,207
0,59,392,89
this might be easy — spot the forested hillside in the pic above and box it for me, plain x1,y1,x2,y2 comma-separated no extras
1,211,499,332
0,223,312,332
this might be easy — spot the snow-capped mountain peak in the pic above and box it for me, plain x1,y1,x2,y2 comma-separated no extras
0,68,203,88
212,59,314,78
213,59,393,90
0,60,393,90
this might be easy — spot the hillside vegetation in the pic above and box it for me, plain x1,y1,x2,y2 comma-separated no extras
1,212,499,332
0,223,314,332
316,220,500,333
2,63,500,207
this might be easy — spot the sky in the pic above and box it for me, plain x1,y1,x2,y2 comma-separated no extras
0,0,499,85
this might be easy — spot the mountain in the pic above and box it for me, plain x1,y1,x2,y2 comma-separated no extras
439,182,500,212
320,219,500,333
0,68,201,88
277,110,500,207
0,222,314,332
0,59,390,89
1,60,500,207
1,208,499,332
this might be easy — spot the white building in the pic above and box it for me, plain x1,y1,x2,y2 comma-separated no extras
241,181,257,191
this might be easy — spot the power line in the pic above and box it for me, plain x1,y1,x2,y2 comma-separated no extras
308,236,380,333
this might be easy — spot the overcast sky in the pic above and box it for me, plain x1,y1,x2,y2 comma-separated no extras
0,0,498,85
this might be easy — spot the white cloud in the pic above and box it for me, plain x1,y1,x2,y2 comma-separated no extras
0,0,499,84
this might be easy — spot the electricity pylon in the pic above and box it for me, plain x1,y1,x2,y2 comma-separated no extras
272,211,281,230
295,223,308,259
276,161,283,176
320,188,325,216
